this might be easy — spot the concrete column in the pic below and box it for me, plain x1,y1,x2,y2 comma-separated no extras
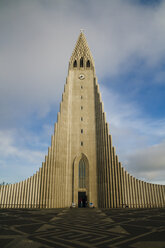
43,156,48,208
112,147,117,208
17,183,21,208
145,183,149,208
149,183,153,208
30,176,34,208
9,184,14,208
154,184,159,208
120,165,125,208
118,162,123,208
140,181,144,208
153,184,157,208
20,181,24,208
129,175,133,208
47,141,53,208
14,183,18,208
31,175,36,208
99,110,104,208
147,183,151,208
160,185,164,207
162,185,165,207
46,147,51,208
114,154,119,208
4,185,7,208
105,123,111,208
115,155,120,208
150,184,154,208
0,186,3,208
28,177,32,208
54,120,60,208
4,185,8,208
40,163,45,208
0,185,5,207
130,176,134,208
109,135,114,208
8,184,13,208
27,178,31,208
133,177,137,208
123,171,128,208
23,180,27,208
142,181,146,208
98,104,102,207
37,171,41,208
144,182,150,208
19,182,23,208
157,185,160,208
33,173,37,208
52,123,58,208
17,182,20,208
125,172,130,208
136,180,140,208
49,131,56,208
3,185,7,207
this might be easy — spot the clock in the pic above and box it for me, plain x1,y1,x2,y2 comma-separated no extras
79,74,85,80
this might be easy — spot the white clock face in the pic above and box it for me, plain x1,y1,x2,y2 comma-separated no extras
79,74,85,80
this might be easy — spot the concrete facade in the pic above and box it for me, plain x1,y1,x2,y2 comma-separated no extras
0,32,165,208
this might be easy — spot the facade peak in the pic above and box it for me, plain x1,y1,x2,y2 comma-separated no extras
69,32,95,70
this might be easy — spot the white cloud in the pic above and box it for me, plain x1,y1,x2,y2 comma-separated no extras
0,129,47,183
0,0,165,184
1,0,165,126
101,84,165,184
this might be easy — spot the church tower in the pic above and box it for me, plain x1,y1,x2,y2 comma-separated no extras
47,31,98,207
0,32,164,209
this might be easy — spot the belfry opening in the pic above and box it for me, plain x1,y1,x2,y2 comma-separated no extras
0,31,164,209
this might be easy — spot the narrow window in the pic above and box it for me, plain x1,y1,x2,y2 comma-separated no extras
79,159,86,188
81,141,83,146
80,57,83,67
81,86,83,89
81,106,83,110
73,60,77,67
81,117,83,121
81,129,83,134
81,96,83,99
86,60,90,67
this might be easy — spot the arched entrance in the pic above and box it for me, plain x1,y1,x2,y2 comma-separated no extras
78,158,87,207
72,153,89,207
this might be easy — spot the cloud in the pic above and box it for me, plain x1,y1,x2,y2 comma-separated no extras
101,84,165,184
126,141,165,184
0,129,48,183
0,0,165,184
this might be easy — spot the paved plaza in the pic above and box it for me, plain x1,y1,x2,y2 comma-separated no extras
0,208,165,248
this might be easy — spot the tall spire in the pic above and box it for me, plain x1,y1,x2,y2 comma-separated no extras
69,31,95,69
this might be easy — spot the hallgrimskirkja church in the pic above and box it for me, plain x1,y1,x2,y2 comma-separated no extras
0,32,164,208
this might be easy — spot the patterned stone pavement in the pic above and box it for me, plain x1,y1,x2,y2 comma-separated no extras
0,208,165,248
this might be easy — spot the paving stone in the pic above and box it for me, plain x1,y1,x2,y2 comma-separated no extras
0,208,165,248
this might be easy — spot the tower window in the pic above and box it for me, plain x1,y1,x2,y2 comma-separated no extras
81,117,83,121
81,106,83,110
80,57,83,67
81,129,83,133
81,96,83,99
81,86,83,89
81,141,83,146
86,60,90,67
73,60,77,67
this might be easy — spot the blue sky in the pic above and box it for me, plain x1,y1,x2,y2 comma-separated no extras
0,0,165,185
